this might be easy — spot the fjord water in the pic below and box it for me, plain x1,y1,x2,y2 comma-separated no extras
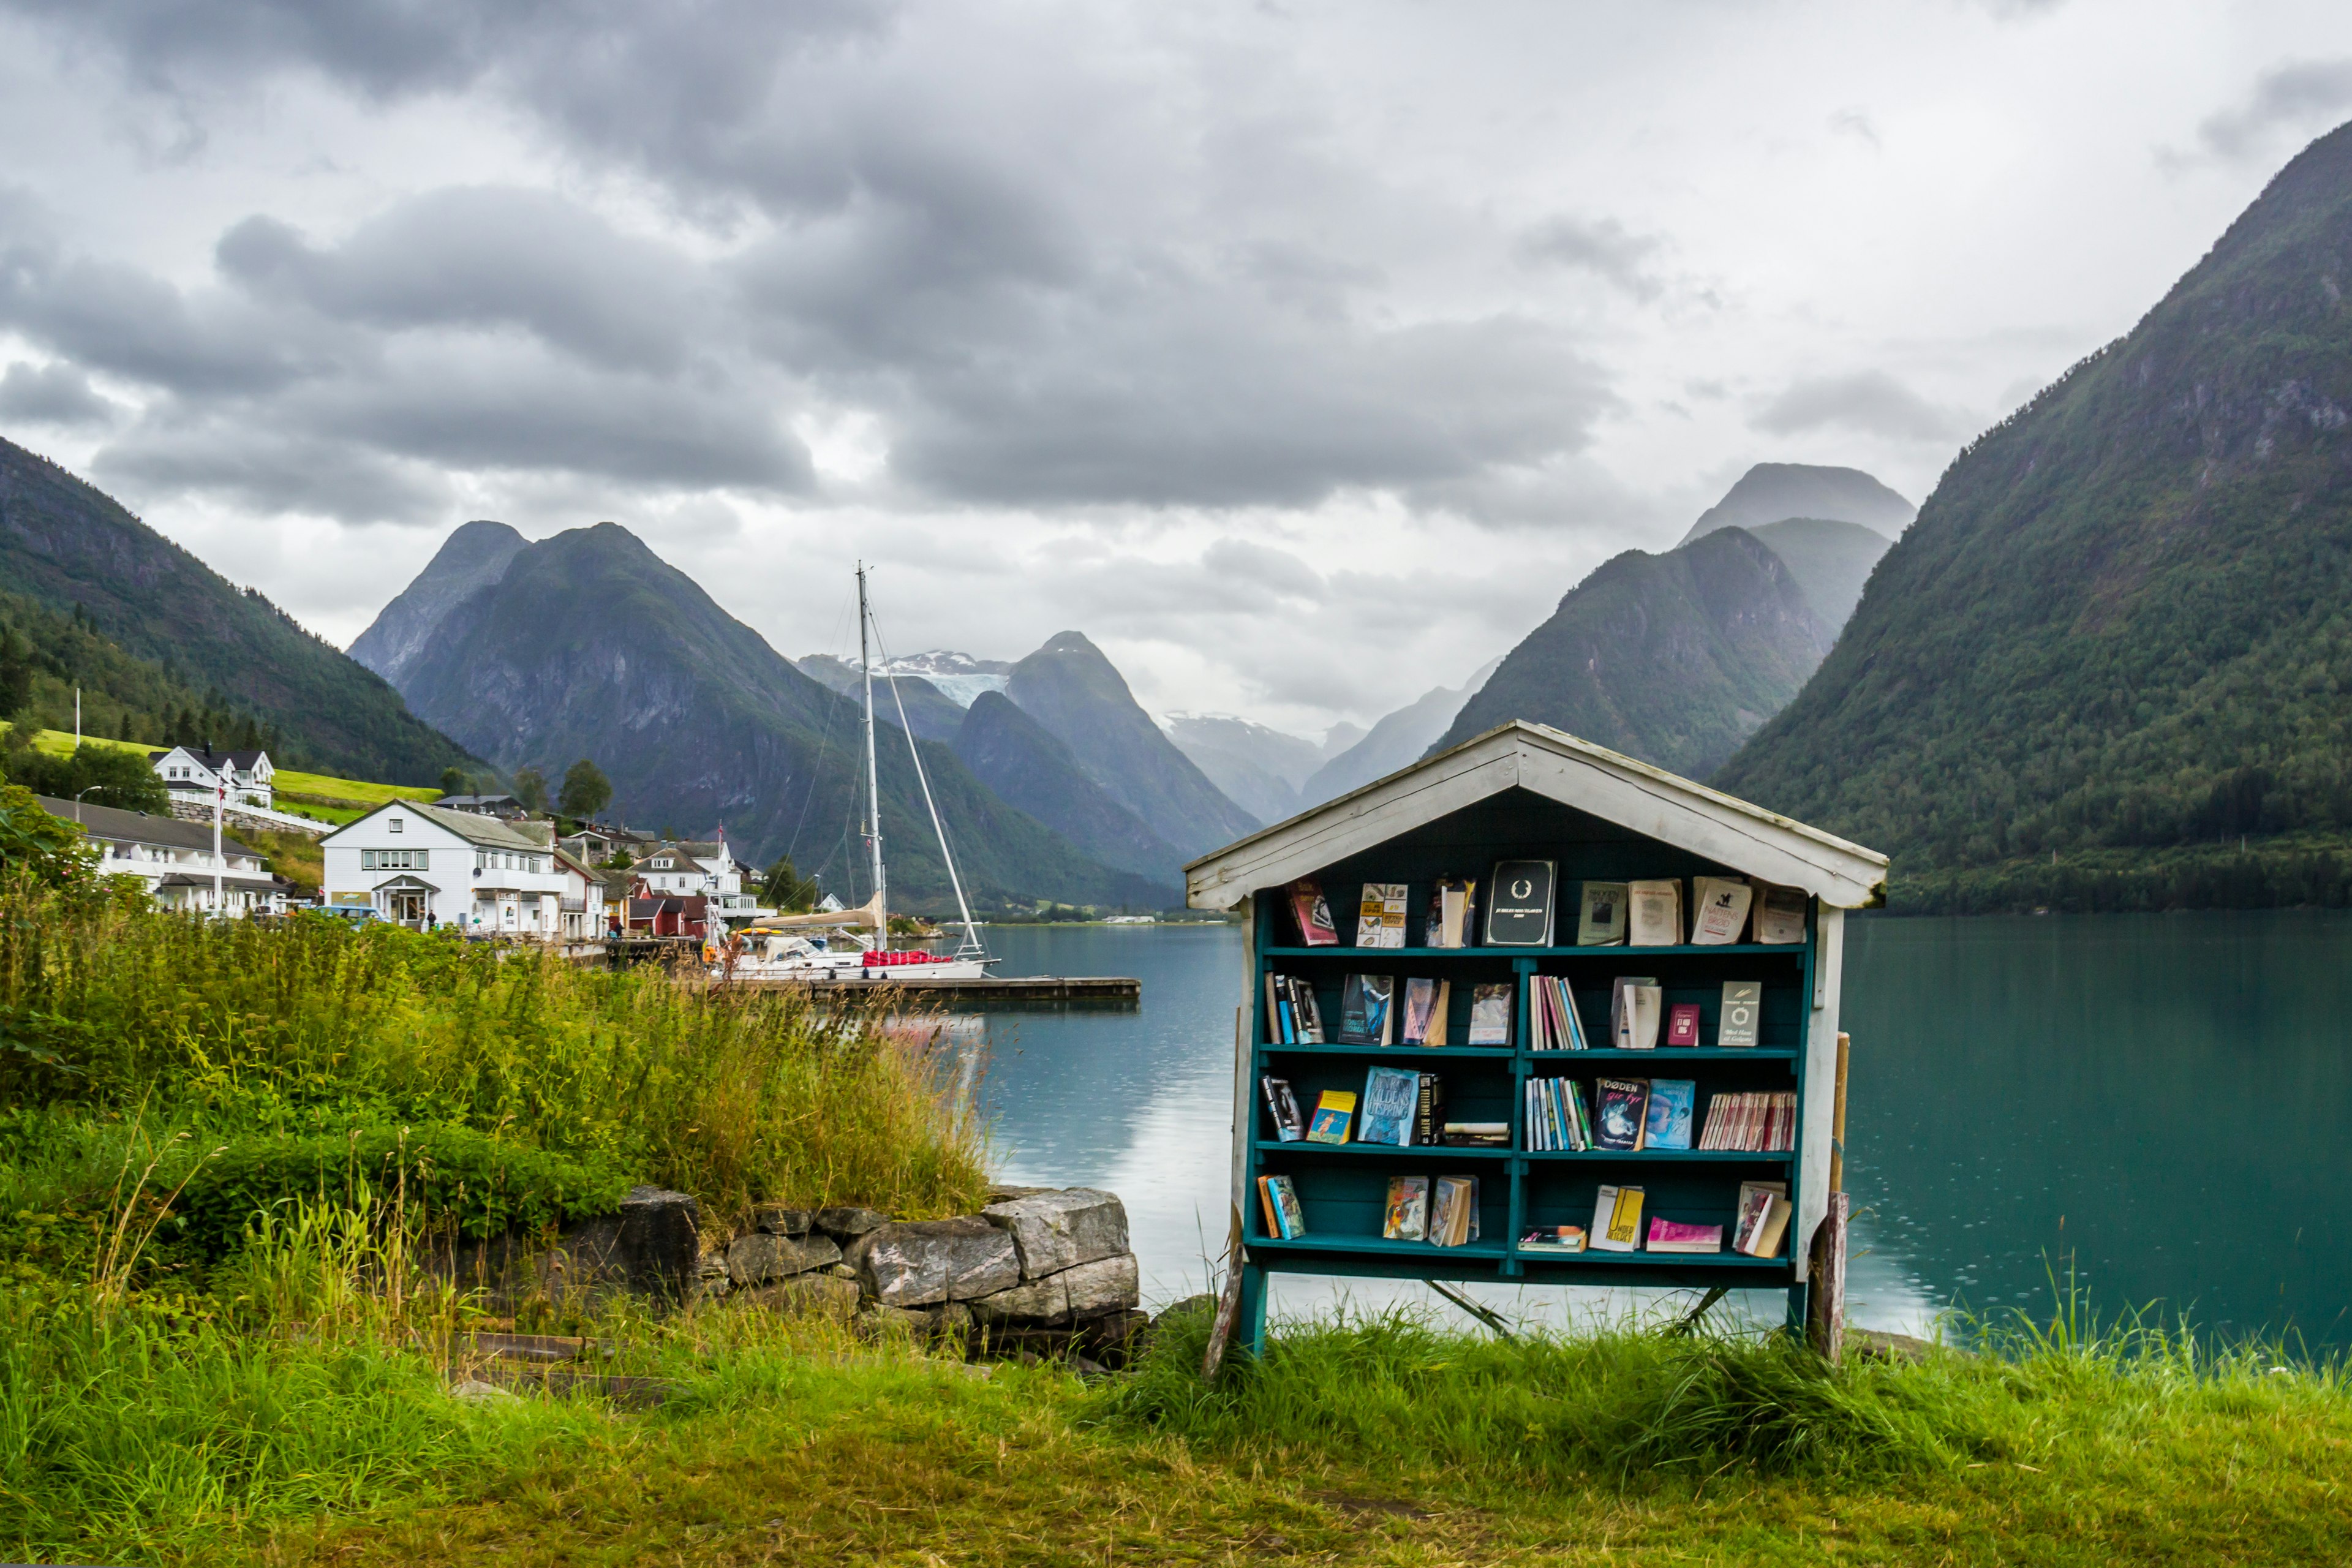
979,914,2352,1347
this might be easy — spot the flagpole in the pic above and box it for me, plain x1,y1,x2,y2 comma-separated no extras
213,775,225,916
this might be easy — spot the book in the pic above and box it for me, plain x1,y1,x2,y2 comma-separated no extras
1626,878,1683,946
1611,979,1662,1049
1575,880,1627,946
1267,1174,1306,1238
1665,1003,1701,1048
1529,1076,1593,1151
1594,1077,1650,1150
1646,1217,1723,1254
1734,1181,1791,1257
1519,1225,1587,1253
1440,1121,1509,1147
1529,974,1589,1050
1483,859,1557,946
1752,883,1807,945
1358,1066,1421,1146
1643,1078,1695,1150
1384,1175,1430,1241
1717,981,1762,1048
1336,973,1395,1045
1591,1184,1644,1252
1256,1174,1281,1237
1430,1174,1479,1246
1689,876,1753,945
1695,1091,1798,1151
1357,881,1409,948
1466,982,1514,1046
1608,976,1658,1049
1400,977,1439,1044
1261,1074,1304,1141
1425,876,1476,948
1306,1090,1355,1144
1415,1071,1444,1145
1423,979,1450,1046
1288,879,1340,946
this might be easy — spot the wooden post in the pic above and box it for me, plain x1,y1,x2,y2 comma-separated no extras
1807,1191,1848,1363
1828,1031,1850,1197
1201,1205,1247,1380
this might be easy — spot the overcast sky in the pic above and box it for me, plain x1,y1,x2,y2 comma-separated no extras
4,0,2350,739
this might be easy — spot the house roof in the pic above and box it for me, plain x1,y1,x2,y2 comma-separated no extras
434,793,522,809
148,747,270,772
154,871,283,892
36,795,260,858
320,799,548,852
1182,720,1890,912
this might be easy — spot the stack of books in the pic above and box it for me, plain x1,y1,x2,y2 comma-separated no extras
1696,1091,1798,1152
1528,974,1590,1050
1265,974,1326,1043
1523,1076,1594,1150
1382,1174,1482,1245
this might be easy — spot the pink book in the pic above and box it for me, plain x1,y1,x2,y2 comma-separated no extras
1645,1218,1724,1253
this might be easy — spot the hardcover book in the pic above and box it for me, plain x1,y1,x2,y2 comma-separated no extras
1384,1175,1430,1241
1261,1074,1304,1141
1466,982,1514,1046
1484,859,1558,946
1306,1090,1356,1144
1357,882,1409,948
1415,1071,1444,1145
1717,981,1762,1048
1519,1225,1587,1253
1336,973,1396,1045
1358,1065,1421,1146
1400,977,1439,1044
1626,879,1683,946
1425,876,1476,948
1576,881,1627,946
1288,879,1340,946
1689,876,1754,945
1268,1175,1306,1239
1752,883,1807,945
1591,1184,1645,1252
1256,1174,1283,1238
1665,1003,1701,1048
1643,1078,1695,1150
1646,1217,1723,1254
1594,1077,1650,1150
1430,1174,1479,1246
1440,1121,1509,1147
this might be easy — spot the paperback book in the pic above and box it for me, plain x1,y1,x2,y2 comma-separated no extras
1626,878,1683,946
1646,1217,1723,1254
1523,1075,1594,1151
1717,981,1762,1048
1428,1174,1480,1246
1591,1184,1645,1252
1466,982,1514,1046
1484,859,1558,946
1260,1074,1304,1141
1610,978,1662,1049
1594,1077,1650,1150
1357,882,1409,948
1519,1225,1588,1253
1529,974,1591,1050
1383,1175,1430,1241
1752,883,1806,945
1414,1072,1445,1145
1643,1078,1696,1150
1695,1090,1799,1152
1336,974,1396,1045
1287,879,1340,946
1689,876,1754,945
1440,1121,1509,1148
1264,973,1327,1044
1400,977,1449,1045
1576,881,1627,946
1306,1090,1356,1144
1733,1180,1791,1258
1358,1066,1421,1146
1424,876,1477,948
1257,1174,1307,1238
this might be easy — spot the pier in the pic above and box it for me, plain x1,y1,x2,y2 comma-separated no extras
731,973,1141,1008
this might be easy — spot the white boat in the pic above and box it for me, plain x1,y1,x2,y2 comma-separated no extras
724,565,993,983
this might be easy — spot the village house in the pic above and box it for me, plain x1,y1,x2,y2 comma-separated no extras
148,745,275,809
550,845,609,943
39,794,288,915
432,793,530,820
634,837,767,927
319,800,570,933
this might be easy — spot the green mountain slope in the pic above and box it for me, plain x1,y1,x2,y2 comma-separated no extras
952,692,1185,883
1714,120,2352,911
794,655,967,744
347,520,527,687
1427,527,1831,777
0,436,474,783
390,523,1166,911
0,590,280,751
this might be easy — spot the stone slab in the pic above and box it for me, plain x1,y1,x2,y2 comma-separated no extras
982,1188,1129,1279
728,1231,843,1286
857,1216,1020,1307
752,1205,815,1236
816,1205,890,1237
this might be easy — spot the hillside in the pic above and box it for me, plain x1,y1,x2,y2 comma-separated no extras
1164,714,1326,825
1744,517,1894,633
0,589,279,752
1003,631,1261,862
1680,462,1915,544
347,520,527,687
0,436,475,783
382,523,1166,911
795,655,967,743
1715,119,2352,911
1302,663,1495,805
952,693,1186,881
1428,527,1831,777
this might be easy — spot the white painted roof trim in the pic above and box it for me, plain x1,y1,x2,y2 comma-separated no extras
1185,720,1888,911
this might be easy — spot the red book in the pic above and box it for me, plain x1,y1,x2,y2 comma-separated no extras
1666,1003,1702,1048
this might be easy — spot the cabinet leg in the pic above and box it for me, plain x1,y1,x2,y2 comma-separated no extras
1784,1281,1809,1343
1238,1261,1270,1360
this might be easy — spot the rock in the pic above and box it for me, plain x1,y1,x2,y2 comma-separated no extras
967,1253,1139,1329
860,1300,970,1340
693,1251,731,1305
858,1217,1020,1307
967,1272,1068,1327
1058,1253,1140,1320
451,1378,517,1403
986,1183,1054,1202
741,1273,860,1320
752,1205,815,1236
727,1231,843,1286
1080,1308,1152,1368
824,1262,857,1278
982,1188,1129,1279
839,1231,883,1276
815,1205,890,1237
1155,1294,1215,1326
1850,1329,1967,1365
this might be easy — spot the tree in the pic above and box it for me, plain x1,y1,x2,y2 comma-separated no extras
760,855,822,912
0,785,95,887
513,766,550,814
558,758,612,821
439,766,469,798
0,630,31,721
65,747,168,813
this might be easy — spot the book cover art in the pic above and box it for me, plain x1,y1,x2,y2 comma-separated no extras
1268,1175,1307,1239
1359,1066,1420,1145
1415,1071,1444,1145
1261,1074,1304,1141
1430,1175,1477,1246
1665,1003,1701,1048
1644,1079,1695,1150
1400,977,1439,1044
1305,1090,1356,1144
1689,876,1753,945
1752,883,1806,945
1734,1181,1789,1256
1336,973,1395,1044
1576,880,1627,946
1357,882,1409,948
1591,1184,1644,1252
1484,859,1557,946
1384,1175,1430,1241
1717,981,1762,1047
1466,982,1513,1046
1626,879,1682,946
1424,979,1450,1045
1646,1217,1723,1254
1256,1175,1283,1238
1594,1077,1650,1150
1520,1225,1587,1253
1288,879,1340,946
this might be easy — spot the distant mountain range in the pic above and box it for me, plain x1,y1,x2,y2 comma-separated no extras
1303,663,1499,805
1716,119,2352,910
0,435,473,783
1164,714,1352,825
1680,462,1914,545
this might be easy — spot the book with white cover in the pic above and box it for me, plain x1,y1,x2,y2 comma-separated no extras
1627,879,1682,946
1610,976,1659,1049
1751,882,1807,945
1689,876,1753,945
1357,882,1409,948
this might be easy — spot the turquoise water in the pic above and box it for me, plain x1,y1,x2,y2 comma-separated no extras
978,913,2352,1344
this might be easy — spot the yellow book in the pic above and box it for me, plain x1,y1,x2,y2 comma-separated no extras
1592,1183,1646,1253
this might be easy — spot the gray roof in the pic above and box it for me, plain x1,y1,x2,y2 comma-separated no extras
36,796,259,858
321,800,547,852
148,747,271,772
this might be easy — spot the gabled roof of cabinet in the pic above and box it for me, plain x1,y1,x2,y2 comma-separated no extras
1184,720,1889,912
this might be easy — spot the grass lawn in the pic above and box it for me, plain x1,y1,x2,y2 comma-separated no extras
0,725,439,824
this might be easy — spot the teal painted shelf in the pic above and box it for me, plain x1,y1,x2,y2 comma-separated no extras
1522,1047,1798,1062
1246,1234,1509,1261
1254,1139,1513,1159
1259,1042,1516,1059
1519,1148,1795,1163
1511,1248,1790,1268
1261,943,1804,959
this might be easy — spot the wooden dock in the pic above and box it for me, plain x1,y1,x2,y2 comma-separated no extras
733,974,1140,1008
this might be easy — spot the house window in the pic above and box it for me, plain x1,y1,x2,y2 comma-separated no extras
389,817,404,834
361,849,429,871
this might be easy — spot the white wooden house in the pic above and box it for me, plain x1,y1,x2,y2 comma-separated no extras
636,837,766,926
551,846,610,942
149,746,275,809
319,801,570,934
40,794,287,915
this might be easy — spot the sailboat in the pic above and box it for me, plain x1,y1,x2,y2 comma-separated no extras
729,565,994,982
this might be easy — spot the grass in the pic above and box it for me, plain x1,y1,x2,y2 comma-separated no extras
0,725,438,826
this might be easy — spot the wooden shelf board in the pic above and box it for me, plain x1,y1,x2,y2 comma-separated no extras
1254,1139,1513,1159
1523,1047,1798,1062
1262,943,1804,959
1257,1043,1516,1059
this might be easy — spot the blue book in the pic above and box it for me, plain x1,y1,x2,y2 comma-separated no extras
1645,1079,1696,1151
1358,1066,1420,1146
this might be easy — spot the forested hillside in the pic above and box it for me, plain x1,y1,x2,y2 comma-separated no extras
1715,121,2352,911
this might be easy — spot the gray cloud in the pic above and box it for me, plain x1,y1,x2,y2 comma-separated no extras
2194,59,2352,161
1515,216,1664,301
1750,370,1975,444
0,360,121,426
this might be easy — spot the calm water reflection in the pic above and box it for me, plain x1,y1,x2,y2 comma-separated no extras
978,913,2352,1345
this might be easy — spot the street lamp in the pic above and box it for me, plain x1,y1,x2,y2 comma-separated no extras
72,785,101,823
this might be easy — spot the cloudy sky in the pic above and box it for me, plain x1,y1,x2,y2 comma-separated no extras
4,0,2350,739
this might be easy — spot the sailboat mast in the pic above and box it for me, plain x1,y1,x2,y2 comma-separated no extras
857,563,888,936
